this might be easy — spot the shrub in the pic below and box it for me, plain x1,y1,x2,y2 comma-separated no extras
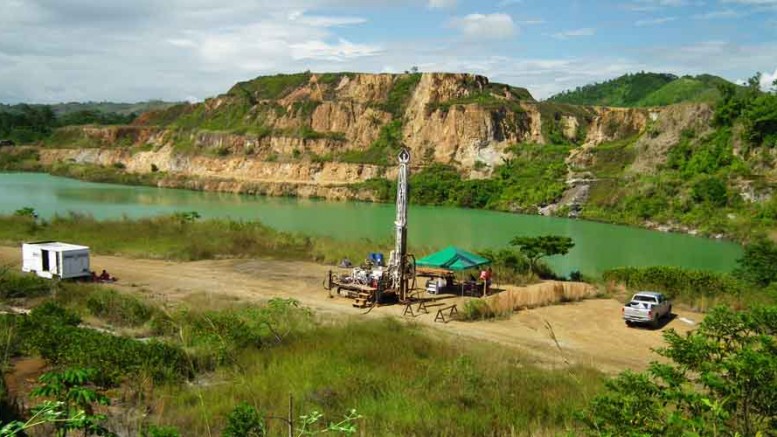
460,299,494,321
0,267,52,299
86,289,154,327
734,238,777,287
602,266,751,308
222,402,266,437
20,303,190,385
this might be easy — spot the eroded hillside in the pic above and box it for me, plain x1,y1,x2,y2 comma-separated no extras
7,72,777,240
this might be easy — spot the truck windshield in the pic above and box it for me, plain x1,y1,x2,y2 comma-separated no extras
633,295,657,302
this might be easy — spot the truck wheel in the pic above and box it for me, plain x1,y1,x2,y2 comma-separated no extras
625,321,634,327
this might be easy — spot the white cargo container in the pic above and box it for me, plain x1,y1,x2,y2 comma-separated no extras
22,241,90,280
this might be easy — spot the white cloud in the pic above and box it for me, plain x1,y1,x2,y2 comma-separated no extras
692,9,741,19
0,0,774,105
290,39,382,61
761,68,777,90
428,0,456,9
635,16,677,26
288,11,367,27
551,28,595,39
450,13,516,39
517,19,545,25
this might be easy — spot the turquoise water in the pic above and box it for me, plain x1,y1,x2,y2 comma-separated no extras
0,172,743,275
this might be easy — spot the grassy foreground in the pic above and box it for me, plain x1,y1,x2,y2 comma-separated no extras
0,273,603,436
159,319,602,436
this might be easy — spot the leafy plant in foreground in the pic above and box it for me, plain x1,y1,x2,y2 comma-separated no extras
580,305,777,436
31,368,112,436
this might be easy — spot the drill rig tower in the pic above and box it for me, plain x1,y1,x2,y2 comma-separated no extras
324,148,415,307
390,148,411,302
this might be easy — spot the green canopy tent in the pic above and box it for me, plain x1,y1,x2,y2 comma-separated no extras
416,246,490,271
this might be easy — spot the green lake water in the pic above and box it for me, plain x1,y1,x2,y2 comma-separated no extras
0,172,743,275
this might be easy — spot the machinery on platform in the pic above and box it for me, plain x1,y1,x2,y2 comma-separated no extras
325,148,416,308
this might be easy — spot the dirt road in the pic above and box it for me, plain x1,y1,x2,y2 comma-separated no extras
0,246,700,373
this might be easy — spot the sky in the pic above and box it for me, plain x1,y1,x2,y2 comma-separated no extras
1,0,776,104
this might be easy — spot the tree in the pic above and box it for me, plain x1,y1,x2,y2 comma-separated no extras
734,238,777,287
580,305,777,436
509,235,574,277
13,207,36,218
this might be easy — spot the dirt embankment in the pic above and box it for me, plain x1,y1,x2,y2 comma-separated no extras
0,246,699,374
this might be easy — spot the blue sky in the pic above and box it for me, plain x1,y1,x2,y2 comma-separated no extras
1,0,775,103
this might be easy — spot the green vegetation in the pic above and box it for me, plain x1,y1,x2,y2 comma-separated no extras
48,161,164,186
427,80,533,114
375,73,421,117
734,238,777,287
0,105,56,144
228,72,312,101
159,318,602,435
0,102,169,145
510,235,575,278
13,301,190,385
0,147,41,171
0,212,394,266
222,402,266,437
349,141,571,210
338,120,403,165
582,79,777,241
581,304,777,436
0,265,603,435
602,266,761,310
38,101,177,117
0,368,112,436
602,236,777,310
548,72,740,107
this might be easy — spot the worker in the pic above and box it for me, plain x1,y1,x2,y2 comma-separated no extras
480,267,493,295
99,269,111,281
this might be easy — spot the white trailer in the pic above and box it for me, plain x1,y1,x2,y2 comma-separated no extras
22,241,91,280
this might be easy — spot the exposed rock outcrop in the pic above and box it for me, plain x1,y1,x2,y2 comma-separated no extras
35,72,720,204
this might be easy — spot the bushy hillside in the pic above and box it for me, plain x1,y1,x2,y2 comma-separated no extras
0,101,178,144
548,72,740,107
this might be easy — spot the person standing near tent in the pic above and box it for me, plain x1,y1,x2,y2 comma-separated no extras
479,267,492,296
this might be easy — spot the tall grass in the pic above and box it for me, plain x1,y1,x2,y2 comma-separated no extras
602,266,775,310
0,213,392,265
157,318,603,436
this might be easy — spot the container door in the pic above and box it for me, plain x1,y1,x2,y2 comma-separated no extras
41,250,50,271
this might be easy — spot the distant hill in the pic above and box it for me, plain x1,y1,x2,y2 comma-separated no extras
50,101,178,116
0,100,180,116
547,72,741,107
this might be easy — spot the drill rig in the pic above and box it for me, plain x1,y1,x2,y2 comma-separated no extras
325,148,416,308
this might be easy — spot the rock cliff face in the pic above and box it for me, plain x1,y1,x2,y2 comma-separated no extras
38,72,702,199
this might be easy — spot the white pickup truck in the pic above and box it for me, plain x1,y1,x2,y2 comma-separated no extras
622,291,672,328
